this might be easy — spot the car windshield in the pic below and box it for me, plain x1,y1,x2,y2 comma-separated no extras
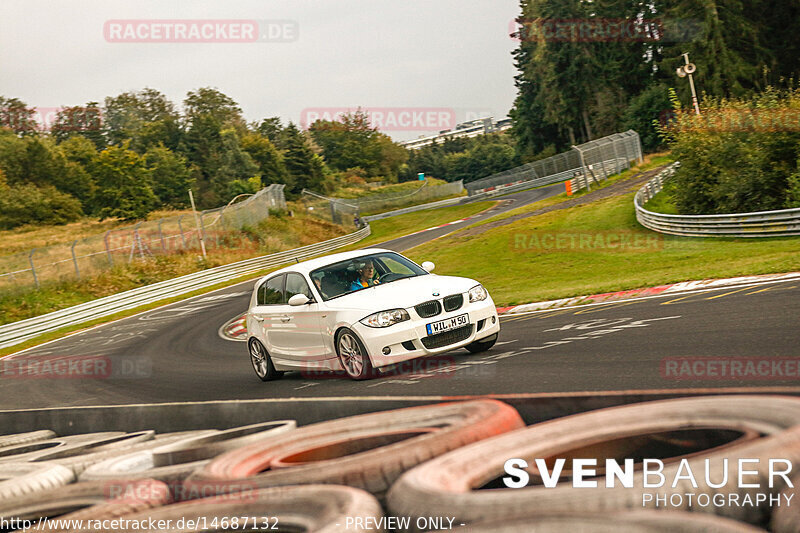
310,252,428,301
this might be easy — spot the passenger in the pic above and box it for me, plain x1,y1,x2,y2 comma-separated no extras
350,260,380,291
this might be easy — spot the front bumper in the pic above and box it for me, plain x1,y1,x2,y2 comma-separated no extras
352,297,501,369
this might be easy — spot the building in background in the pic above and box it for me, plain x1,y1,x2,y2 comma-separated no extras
400,117,512,150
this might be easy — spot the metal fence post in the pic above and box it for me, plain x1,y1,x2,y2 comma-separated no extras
104,231,114,266
199,211,210,252
177,215,187,250
632,131,644,163
572,145,591,192
71,240,80,279
28,249,39,289
188,189,207,259
158,219,166,252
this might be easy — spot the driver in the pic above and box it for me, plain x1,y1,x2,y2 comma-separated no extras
350,260,380,291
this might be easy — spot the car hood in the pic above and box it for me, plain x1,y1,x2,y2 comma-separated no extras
325,274,479,311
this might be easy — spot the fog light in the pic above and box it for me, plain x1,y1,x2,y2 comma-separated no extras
382,346,391,355
491,316,496,324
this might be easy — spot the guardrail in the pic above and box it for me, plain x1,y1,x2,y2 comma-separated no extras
635,163,800,237
363,196,465,222
0,226,371,350
364,157,636,223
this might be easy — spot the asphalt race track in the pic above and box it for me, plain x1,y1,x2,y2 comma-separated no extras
1,183,798,409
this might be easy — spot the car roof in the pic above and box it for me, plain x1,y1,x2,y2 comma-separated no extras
257,248,394,281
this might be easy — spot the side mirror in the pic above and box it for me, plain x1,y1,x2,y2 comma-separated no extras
421,261,435,272
288,294,311,306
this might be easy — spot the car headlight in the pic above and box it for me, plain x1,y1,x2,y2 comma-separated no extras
468,284,488,303
360,309,410,328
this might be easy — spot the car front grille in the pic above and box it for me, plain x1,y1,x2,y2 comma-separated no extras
443,294,463,312
421,325,474,350
415,300,442,319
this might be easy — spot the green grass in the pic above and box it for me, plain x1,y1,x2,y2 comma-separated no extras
405,187,800,306
0,200,496,356
0,213,346,325
0,265,288,359
643,184,680,215
355,201,496,248
473,153,677,227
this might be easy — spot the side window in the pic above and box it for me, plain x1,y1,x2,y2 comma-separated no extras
258,275,285,305
381,257,417,276
286,273,314,301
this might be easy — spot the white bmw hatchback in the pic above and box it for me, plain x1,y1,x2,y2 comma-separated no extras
246,248,500,380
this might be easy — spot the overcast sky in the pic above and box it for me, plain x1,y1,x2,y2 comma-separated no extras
0,0,521,141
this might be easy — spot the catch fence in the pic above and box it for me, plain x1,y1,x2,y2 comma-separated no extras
466,131,643,196
0,184,286,290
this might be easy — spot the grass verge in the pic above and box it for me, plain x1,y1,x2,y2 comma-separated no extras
0,212,346,325
356,201,496,248
473,153,676,227
405,170,800,307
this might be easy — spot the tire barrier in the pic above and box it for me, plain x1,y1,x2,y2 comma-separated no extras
0,430,56,450
772,476,799,533
0,397,797,530
387,396,800,529
0,432,131,463
80,421,296,499
63,485,383,533
189,400,524,500
0,463,75,500
3,479,170,531
52,431,221,477
456,511,765,532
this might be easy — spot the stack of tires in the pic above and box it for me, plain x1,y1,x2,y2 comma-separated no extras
0,396,797,531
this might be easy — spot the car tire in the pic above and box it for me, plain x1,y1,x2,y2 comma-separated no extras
0,463,75,500
387,395,800,529
465,333,498,353
335,328,376,380
0,479,171,525
0,430,57,450
248,338,283,382
188,400,524,501
772,475,799,533
83,485,383,533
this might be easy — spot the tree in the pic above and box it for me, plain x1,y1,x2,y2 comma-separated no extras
255,117,287,148
212,128,261,202
623,84,673,151
0,96,37,135
104,88,182,152
240,132,292,188
308,111,379,172
144,144,194,208
51,102,105,148
283,123,326,194
183,87,243,130
57,136,98,208
656,0,765,99
92,144,157,220
308,111,408,181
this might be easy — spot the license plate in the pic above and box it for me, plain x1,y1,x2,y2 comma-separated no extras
426,314,469,335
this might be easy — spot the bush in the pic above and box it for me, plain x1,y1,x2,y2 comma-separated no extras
0,181,83,229
663,88,800,214
623,84,672,152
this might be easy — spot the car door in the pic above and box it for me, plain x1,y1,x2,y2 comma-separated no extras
250,274,288,357
269,272,327,362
